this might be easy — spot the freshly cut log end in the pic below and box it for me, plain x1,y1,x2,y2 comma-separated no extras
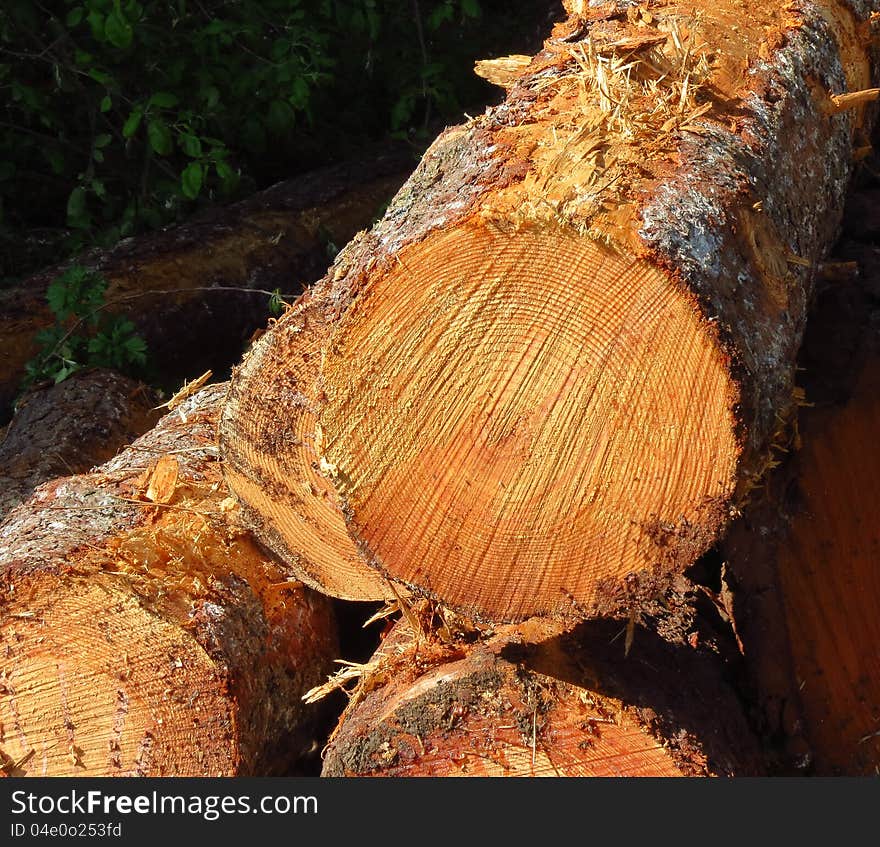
2,575,239,776
220,299,395,602
322,617,763,777
318,224,740,621
221,0,878,621
0,384,339,776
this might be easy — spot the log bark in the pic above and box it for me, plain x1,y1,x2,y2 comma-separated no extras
0,368,158,520
0,146,413,423
0,383,339,776
722,214,880,775
221,0,880,622
321,603,763,776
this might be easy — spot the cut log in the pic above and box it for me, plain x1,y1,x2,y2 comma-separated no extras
321,608,763,776
221,0,879,621
0,146,413,422
0,368,158,520
723,247,880,775
0,383,339,776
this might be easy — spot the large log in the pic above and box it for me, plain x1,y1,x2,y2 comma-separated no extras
221,0,880,621
321,604,763,776
0,147,412,422
0,368,157,520
0,383,338,776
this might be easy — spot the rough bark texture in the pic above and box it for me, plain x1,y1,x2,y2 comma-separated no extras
0,368,158,520
322,600,763,777
222,0,880,622
0,383,339,776
723,186,880,775
0,146,413,423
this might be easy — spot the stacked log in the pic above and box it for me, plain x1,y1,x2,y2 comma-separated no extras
3,0,880,777
0,384,338,776
221,0,879,623
322,607,763,777
722,214,880,775
0,368,158,519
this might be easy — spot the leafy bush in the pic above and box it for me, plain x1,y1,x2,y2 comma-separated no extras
0,0,534,277
24,264,147,387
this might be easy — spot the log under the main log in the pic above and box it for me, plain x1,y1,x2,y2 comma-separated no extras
321,611,764,777
221,0,879,621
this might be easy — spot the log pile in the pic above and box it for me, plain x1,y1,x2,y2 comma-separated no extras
3,0,880,777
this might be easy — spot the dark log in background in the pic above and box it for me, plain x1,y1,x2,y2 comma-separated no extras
0,369,158,519
0,146,414,424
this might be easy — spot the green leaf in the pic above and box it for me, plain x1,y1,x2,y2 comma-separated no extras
54,363,80,384
66,187,90,229
460,0,480,18
147,119,173,155
215,160,239,193
104,10,133,49
122,107,144,138
215,160,234,181
87,10,105,41
180,162,203,200
88,67,113,86
92,149,105,163
429,2,454,29
46,280,69,319
148,91,179,109
66,7,85,27
391,93,415,130
289,76,309,110
122,334,148,365
91,178,106,199
268,99,295,134
201,86,220,109
180,133,202,157
100,94,112,112
94,133,112,148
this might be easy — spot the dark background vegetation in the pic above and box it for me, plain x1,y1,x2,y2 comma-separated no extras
1,1,560,283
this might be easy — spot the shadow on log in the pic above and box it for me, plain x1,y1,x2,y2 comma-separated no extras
0,384,338,776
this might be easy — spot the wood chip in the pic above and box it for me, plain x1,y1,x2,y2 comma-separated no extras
145,455,180,504
474,54,532,88
154,370,213,412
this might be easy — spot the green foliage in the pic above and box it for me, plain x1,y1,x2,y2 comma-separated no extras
268,287,288,316
24,264,147,387
1,0,528,276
